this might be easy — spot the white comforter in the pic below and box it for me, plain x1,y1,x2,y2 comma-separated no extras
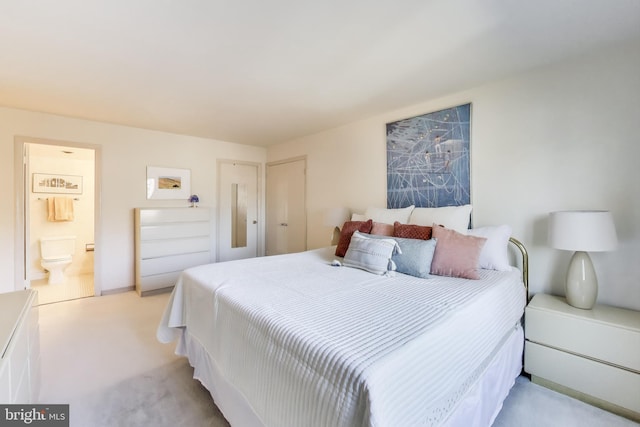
158,247,525,427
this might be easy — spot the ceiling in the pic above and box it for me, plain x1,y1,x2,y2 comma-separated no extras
1,1,639,146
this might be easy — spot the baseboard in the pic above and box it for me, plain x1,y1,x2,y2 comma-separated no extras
100,285,135,296
30,271,47,281
531,375,640,423
139,286,174,297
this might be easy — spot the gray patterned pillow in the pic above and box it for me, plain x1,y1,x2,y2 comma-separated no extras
343,231,401,275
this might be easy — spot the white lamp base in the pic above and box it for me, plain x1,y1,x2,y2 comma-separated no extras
331,226,341,246
565,251,598,309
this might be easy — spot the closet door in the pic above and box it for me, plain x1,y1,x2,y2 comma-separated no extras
266,158,306,255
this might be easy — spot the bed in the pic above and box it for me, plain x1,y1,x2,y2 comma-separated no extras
157,214,529,427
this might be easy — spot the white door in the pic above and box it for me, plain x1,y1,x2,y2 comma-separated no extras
218,161,259,262
266,158,306,255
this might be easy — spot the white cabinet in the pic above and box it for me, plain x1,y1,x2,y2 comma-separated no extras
135,207,212,296
0,290,40,403
524,294,640,421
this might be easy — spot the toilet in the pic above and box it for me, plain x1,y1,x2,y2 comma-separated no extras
40,235,76,285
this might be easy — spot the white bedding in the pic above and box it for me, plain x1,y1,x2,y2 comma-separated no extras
158,246,526,427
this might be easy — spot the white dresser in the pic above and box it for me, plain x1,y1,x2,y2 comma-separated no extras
135,207,212,296
524,294,640,421
0,290,40,403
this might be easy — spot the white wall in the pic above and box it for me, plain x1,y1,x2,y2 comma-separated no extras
267,39,640,310
0,108,266,294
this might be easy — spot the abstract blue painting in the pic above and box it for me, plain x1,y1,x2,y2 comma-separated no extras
386,103,471,209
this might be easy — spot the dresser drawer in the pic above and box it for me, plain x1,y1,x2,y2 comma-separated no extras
0,290,38,404
140,236,210,259
9,321,29,400
140,222,210,241
138,271,182,294
139,207,211,224
525,295,640,371
0,361,9,402
139,251,211,277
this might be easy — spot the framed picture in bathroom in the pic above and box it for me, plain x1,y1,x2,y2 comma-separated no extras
146,166,191,200
33,173,83,194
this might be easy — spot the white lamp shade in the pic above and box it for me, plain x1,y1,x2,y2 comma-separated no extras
548,210,618,252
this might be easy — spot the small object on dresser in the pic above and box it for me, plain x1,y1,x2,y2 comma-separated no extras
189,194,199,207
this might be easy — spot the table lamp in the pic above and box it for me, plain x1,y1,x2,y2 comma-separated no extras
548,210,618,309
324,207,350,245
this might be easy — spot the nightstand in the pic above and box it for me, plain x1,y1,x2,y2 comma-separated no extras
524,294,640,422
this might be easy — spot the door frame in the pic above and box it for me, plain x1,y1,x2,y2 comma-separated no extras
13,136,103,295
216,159,263,261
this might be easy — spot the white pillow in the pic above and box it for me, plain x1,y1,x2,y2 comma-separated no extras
409,204,472,233
351,213,367,221
466,224,512,271
343,231,401,275
364,205,414,225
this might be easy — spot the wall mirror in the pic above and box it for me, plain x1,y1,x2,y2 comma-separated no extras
231,183,247,248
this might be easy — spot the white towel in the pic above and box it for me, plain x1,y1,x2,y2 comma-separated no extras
47,197,74,221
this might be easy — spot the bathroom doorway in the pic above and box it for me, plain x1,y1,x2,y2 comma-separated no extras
14,137,101,305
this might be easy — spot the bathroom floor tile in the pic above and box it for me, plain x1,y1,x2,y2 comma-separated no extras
31,273,95,305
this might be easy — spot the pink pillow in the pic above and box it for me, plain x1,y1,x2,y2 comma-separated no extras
335,220,373,257
393,222,432,240
430,225,487,279
371,222,394,236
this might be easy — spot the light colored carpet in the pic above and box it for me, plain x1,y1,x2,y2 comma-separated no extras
72,359,228,427
38,291,637,427
494,376,637,427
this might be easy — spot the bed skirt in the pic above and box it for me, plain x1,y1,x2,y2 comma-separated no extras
176,323,524,427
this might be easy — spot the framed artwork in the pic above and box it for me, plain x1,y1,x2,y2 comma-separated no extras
33,173,83,194
146,166,191,200
386,103,471,208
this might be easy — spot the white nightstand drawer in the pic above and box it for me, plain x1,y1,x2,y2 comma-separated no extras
525,341,640,414
525,294,640,371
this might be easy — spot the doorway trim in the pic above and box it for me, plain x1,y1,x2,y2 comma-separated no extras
14,136,103,296
216,159,263,262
